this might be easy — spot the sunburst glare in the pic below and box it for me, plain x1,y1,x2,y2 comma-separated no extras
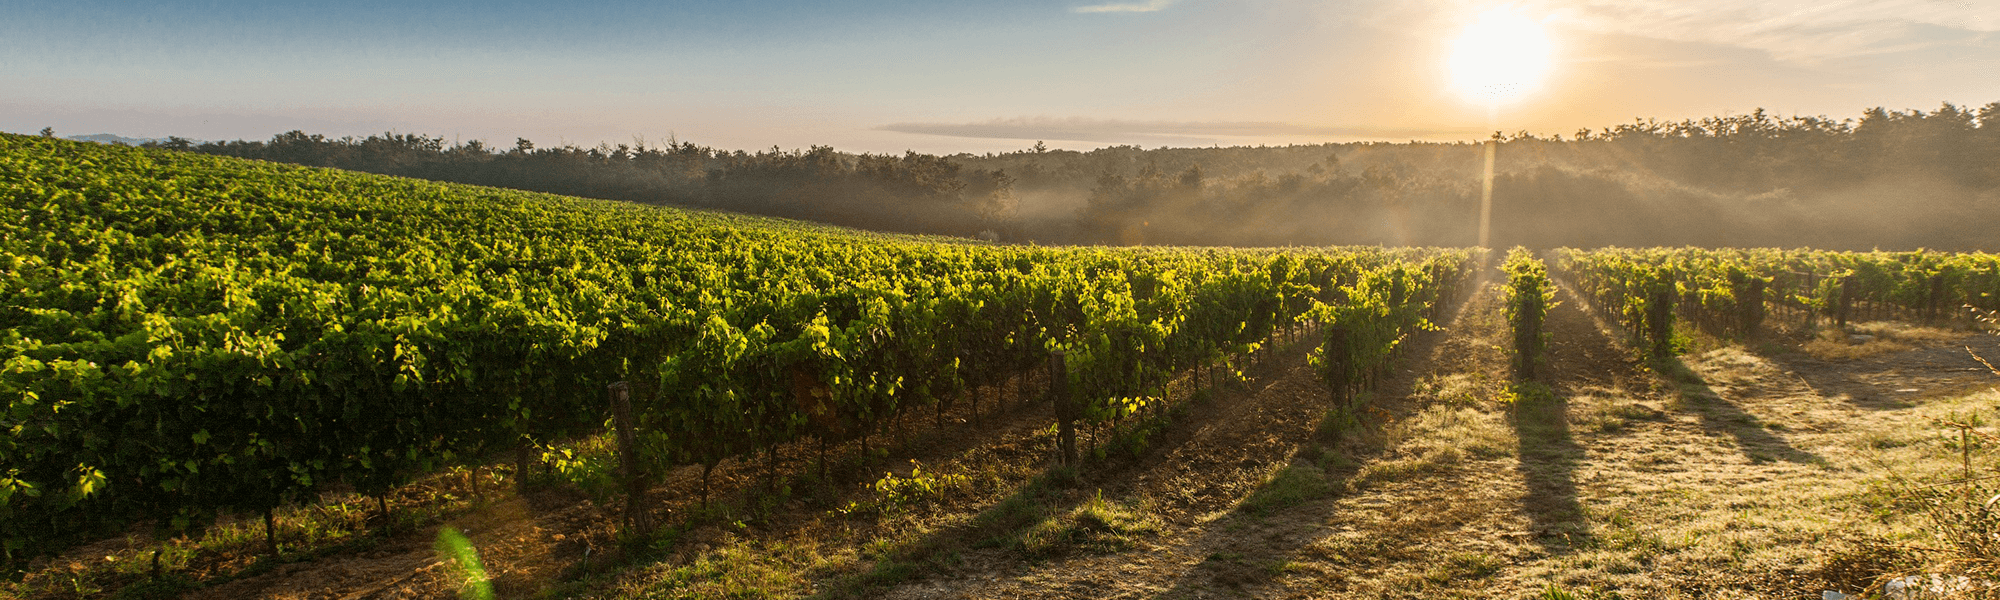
1448,8,1553,106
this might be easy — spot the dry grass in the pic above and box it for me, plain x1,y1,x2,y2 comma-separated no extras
1250,283,2000,598
1414,372,1496,407
1353,405,1515,491
597,536,825,599
1491,358,2000,598
1568,393,1664,434
1801,321,1968,361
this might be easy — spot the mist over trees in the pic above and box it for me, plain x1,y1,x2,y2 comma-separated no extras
146,101,2000,250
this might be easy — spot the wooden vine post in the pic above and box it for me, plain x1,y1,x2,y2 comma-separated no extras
1051,351,1076,467
609,381,652,535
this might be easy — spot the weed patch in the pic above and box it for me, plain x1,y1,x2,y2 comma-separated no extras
1241,463,1333,515
996,490,1160,559
1424,551,1504,583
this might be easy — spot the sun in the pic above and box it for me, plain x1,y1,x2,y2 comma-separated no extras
1448,9,1553,106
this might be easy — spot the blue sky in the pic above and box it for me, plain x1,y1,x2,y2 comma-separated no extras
5,0,1998,153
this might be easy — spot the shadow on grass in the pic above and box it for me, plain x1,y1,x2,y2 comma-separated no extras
1139,450,1361,599
1139,272,1497,598
1753,347,1916,411
1657,357,1828,466
1511,382,1592,552
1748,338,2000,412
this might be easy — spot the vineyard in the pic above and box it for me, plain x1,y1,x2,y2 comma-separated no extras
8,133,2000,599
1555,247,2000,358
0,134,1472,570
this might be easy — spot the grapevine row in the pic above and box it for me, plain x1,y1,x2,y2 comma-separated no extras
0,135,1473,561
1553,247,2000,355
1503,248,1555,380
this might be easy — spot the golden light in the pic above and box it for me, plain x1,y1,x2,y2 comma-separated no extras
1448,9,1553,106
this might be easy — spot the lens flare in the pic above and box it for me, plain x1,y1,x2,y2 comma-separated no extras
1449,9,1553,105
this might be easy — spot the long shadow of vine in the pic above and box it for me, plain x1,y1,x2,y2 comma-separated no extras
1659,357,1828,466
1512,382,1590,552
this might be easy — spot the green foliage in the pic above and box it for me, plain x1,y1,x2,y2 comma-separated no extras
1310,253,1477,405
867,463,967,513
1502,247,1555,379
1500,381,1557,405
1554,247,2000,355
0,134,1471,566
537,439,620,504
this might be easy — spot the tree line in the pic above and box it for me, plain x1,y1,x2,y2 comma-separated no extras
143,101,2000,250
149,133,1019,239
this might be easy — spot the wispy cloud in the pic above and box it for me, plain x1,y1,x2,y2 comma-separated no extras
1371,1,1998,64
878,117,1477,145
1072,0,1177,14
1534,0,2000,62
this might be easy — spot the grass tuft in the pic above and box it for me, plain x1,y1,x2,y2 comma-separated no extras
1241,463,1333,515
1416,551,1504,585
1003,490,1160,558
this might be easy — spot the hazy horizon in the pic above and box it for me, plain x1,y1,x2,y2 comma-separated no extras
7,1,1999,155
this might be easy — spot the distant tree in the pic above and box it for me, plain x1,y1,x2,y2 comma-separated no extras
38,127,53,138
1177,164,1205,189
966,169,1018,233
